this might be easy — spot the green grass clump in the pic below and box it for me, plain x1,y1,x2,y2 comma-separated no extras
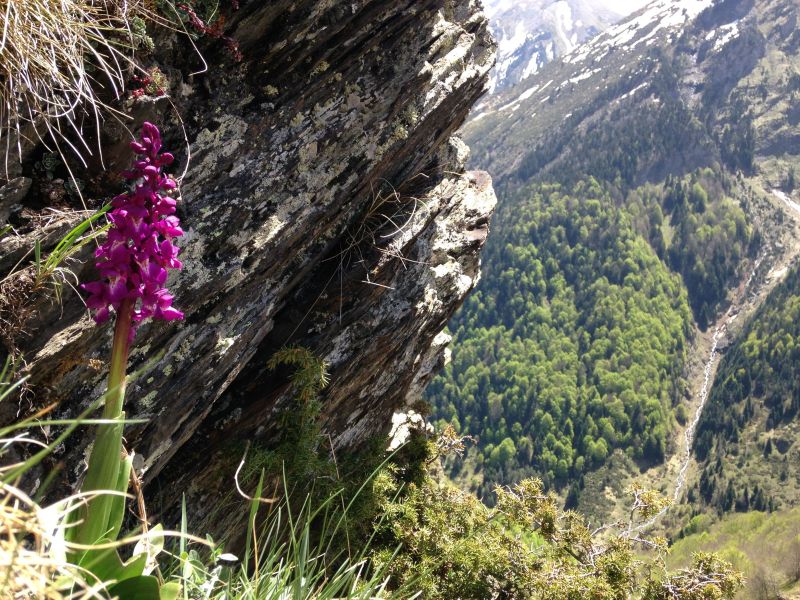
169,489,402,600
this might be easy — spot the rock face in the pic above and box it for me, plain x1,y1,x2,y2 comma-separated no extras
2,0,496,531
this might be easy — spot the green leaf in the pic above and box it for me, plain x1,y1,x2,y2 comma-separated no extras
133,524,165,576
34,239,41,275
180,551,193,583
107,574,160,600
244,468,265,569
69,416,125,550
81,547,146,585
180,496,189,600
41,203,110,275
159,581,181,600
107,452,134,542
180,494,187,557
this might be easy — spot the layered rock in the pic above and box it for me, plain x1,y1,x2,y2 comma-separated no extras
1,0,495,529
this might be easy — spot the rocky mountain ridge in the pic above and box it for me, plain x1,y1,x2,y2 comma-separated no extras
467,0,722,170
482,0,622,93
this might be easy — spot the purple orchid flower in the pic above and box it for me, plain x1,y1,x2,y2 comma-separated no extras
82,122,184,336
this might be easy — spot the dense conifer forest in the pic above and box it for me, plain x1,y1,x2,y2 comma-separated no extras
696,266,800,462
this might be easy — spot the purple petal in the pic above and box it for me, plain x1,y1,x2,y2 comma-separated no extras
93,306,111,324
108,278,129,303
157,306,184,321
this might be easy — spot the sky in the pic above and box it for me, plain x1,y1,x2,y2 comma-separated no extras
483,0,653,19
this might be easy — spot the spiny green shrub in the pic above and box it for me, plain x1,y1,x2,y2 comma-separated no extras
367,432,743,599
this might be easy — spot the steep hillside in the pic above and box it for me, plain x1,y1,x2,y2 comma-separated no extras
668,508,800,599
428,178,693,497
482,0,622,92
430,0,800,508
468,0,756,184
691,264,800,516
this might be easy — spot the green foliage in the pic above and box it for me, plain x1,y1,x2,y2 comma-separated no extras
669,507,800,599
1,204,111,355
428,179,692,494
661,173,752,326
643,553,744,600
719,95,756,174
691,267,800,517
158,426,743,600
243,347,370,527
370,447,741,599
0,350,744,599
35,202,110,295
169,491,399,600
696,266,800,459
242,346,415,556
264,346,331,482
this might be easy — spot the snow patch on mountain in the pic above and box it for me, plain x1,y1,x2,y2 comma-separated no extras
553,1,577,51
472,0,720,125
564,0,714,67
484,0,624,92
708,21,741,50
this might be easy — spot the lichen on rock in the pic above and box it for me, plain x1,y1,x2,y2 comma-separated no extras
3,0,497,534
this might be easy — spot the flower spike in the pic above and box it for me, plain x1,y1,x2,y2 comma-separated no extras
82,122,183,337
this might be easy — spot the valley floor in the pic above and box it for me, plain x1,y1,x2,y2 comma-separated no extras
582,174,800,534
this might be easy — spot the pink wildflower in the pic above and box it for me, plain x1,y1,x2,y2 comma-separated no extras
82,122,184,335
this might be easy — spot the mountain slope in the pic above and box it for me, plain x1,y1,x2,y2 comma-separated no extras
668,507,800,598
429,0,800,508
691,263,800,515
483,0,623,92
468,0,744,182
427,179,693,497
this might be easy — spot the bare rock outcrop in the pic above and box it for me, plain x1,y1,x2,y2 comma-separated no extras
2,0,496,530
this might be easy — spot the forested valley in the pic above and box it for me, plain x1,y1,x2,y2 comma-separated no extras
692,264,800,515
428,0,800,542
428,169,754,501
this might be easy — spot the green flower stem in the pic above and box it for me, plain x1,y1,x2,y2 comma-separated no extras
73,298,133,549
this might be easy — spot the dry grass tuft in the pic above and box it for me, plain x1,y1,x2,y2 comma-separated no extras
0,480,102,599
333,178,432,282
0,264,36,359
0,206,108,358
0,0,142,174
